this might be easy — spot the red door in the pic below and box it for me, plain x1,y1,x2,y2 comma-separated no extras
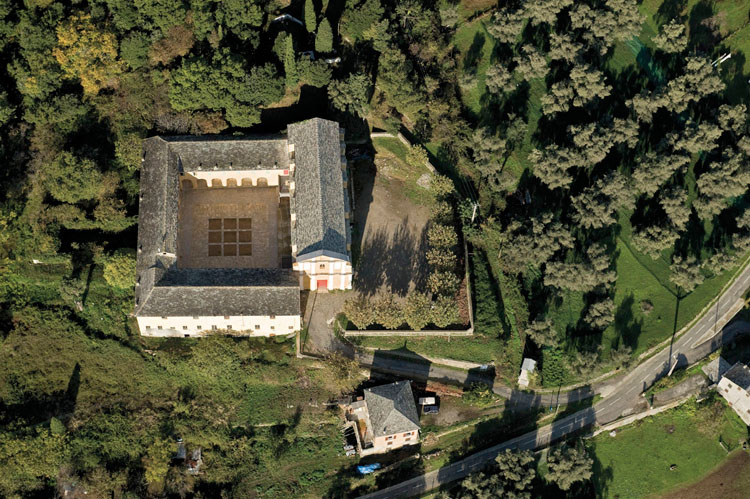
316,279,328,291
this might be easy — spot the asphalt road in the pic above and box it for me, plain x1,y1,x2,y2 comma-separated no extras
358,267,750,499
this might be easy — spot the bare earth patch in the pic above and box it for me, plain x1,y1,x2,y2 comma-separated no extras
660,451,750,499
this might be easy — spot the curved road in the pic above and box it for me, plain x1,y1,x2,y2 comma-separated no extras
359,267,750,499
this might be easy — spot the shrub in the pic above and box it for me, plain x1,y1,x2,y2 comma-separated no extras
374,294,404,329
431,296,460,328
102,250,136,290
405,144,429,169
428,271,460,297
403,292,431,330
342,294,375,329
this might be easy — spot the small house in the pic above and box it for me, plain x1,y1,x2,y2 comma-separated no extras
345,381,420,456
717,361,750,425
518,358,537,388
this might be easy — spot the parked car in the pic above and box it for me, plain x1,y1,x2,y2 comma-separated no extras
423,405,439,414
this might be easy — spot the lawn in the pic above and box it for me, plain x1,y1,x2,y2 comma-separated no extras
453,18,495,118
371,136,436,208
547,211,747,363
587,394,748,498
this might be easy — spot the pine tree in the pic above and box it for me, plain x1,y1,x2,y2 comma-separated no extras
304,0,316,33
315,18,333,53
283,34,298,87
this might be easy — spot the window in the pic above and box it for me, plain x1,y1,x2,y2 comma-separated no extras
157,325,163,330
184,334,190,338
289,326,294,329
183,326,188,330
405,437,411,442
227,325,232,330
387,441,393,445
224,316,230,320
197,325,202,330
403,432,411,437
193,316,199,319
162,316,167,319
386,436,393,441
146,326,151,330
320,263,325,269
270,315,276,319
255,325,260,330
212,325,217,330
271,326,275,330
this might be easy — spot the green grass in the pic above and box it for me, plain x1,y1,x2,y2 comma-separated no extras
453,18,495,118
371,136,436,207
588,394,748,498
353,335,501,364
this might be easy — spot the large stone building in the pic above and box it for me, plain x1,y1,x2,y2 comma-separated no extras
135,118,352,337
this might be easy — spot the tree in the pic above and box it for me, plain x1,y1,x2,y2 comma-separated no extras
377,47,426,117
485,64,515,95
609,343,632,369
142,438,172,494
340,0,384,42
546,443,593,491
529,145,581,189
103,250,136,290
428,271,460,297
660,186,691,230
406,144,429,169
583,298,615,330
524,0,573,26
316,18,333,53
631,225,679,259
568,350,599,376
343,294,375,329
548,32,582,62
632,153,690,197
670,121,722,154
513,45,548,81
542,65,611,114
374,294,404,329
328,72,371,116
148,24,195,66
454,449,536,498
298,58,332,87
431,296,460,328
654,19,688,53
169,50,284,127
486,8,525,44
439,6,459,28
283,34,298,87
670,256,705,293
570,0,643,54
304,0,317,33
403,292,432,330
695,152,750,219
525,318,559,348
45,152,104,204
214,0,264,42
53,13,123,95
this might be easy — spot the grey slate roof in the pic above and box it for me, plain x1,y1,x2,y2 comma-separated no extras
163,135,289,171
138,269,300,317
364,381,420,438
136,119,345,320
288,118,349,258
723,362,750,391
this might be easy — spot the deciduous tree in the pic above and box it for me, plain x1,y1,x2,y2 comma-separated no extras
546,443,594,491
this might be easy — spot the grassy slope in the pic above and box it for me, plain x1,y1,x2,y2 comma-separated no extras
588,395,747,498
371,136,436,207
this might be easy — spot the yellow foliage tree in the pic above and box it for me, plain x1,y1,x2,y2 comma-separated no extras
53,14,123,95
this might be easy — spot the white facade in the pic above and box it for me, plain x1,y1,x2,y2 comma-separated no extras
717,365,750,425
293,251,353,291
137,314,300,337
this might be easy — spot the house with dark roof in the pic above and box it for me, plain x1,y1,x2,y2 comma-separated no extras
345,381,421,455
135,118,351,337
717,360,750,425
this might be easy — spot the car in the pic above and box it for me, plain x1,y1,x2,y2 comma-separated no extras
423,405,439,414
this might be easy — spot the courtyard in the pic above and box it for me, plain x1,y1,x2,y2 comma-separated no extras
176,184,291,269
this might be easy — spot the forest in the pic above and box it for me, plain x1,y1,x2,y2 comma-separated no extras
1,0,750,496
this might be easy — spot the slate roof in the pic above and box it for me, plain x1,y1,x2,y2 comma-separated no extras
135,119,346,320
364,381,420,438
288,118,350,258
138,269,300,317
162,135,290,171
723,362,750,391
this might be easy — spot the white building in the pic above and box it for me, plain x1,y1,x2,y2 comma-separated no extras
717,361,750,425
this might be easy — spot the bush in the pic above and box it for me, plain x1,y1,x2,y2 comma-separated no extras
431,296,460,328
102,250,136,290
342,294,375,329
406,144,429,169
374,294,404,329
403,291,431,330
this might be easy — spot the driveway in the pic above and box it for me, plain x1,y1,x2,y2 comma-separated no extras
303,291,353,356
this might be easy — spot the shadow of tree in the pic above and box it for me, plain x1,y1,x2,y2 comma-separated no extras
615,293,644,351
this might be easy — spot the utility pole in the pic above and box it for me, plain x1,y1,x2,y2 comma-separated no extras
470,202,479,223
667,353,679,377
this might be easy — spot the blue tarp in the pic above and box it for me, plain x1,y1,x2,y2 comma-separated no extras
357,463,382,475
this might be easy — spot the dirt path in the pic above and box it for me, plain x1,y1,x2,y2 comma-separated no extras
660,451,750,499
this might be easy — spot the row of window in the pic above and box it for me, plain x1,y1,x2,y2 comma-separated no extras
145,325,294,331
385,431,416,441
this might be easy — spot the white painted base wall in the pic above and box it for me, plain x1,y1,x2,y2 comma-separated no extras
138,315,301,337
